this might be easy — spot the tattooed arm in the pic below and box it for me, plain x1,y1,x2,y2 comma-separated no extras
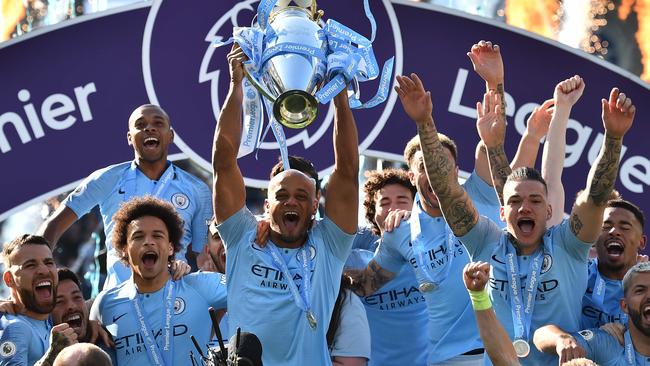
344,260,396,297
570,87,635,242
395,74,478,237
35,324,78,366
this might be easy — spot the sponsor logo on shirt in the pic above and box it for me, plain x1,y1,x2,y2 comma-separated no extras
582,305,626,326
114,324,188,357
408,241,465,270
364,286,426,310
251,264,315,290
0,341,16,358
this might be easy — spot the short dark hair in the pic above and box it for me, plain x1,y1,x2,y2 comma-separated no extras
403,134,458,167
111,196,184,265
608,199,645,229
2,234,51,268
57,268,81,289
270,155,320,193
363,169,416,235
505,167,548,195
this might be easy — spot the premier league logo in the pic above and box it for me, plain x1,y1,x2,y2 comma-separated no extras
142,0,402,187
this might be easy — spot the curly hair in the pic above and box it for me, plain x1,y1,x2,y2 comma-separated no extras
363,169,416,235
403,134,458,168
111,196,184,265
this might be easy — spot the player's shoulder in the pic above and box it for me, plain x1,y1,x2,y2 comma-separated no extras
172,164,209,188
96,282,131,307
181,271,225,288
0,314,29,331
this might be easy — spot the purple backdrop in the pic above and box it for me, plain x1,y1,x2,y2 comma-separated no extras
1,1,649,235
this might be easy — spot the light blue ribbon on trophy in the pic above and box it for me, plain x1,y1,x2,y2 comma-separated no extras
214,0,393,169
502,234,545,357
261,241,318,330
409,194,456,292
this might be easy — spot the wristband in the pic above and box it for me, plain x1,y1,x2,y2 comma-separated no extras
468,288,492,311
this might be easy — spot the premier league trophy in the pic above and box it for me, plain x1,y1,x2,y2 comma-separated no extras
216,0,393,163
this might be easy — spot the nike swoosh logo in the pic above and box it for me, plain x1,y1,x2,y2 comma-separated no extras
112,313,127,323
118,188,125,194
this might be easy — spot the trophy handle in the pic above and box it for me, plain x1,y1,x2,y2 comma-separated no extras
243,65,276,102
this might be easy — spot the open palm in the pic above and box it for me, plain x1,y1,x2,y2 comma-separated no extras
395,73,432,124
476,91,505,147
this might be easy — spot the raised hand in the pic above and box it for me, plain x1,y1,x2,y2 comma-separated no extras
170,259,191,280
526,99,554,142
227,43,247,85
476,90,504,148
554,75,585,108
382,209,411,233
467,40,504,87
394,73,432,124
602,87,636,138
463,261,490,292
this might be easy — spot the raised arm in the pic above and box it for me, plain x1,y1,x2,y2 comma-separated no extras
467,41,505,124
542,75,585,226
212,45,247,223
510,99,553,170
476,90,512,205
463,262,519,366
37,206,78,249
569,87,635,242
395,73,478,236
323,90,359,234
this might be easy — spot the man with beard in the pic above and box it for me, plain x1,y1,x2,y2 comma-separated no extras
89,196,227,366
213,44,358,366
534,261,650,364
38,104,211,289
393,67,635,365
582,199,647,329
0,235,77,365
50,269,88,344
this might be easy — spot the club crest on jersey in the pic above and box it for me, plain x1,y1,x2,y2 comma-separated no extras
171,193,190,209
578,329,594,341
541,253,553,274
0,341,16,358
296,245,316,262
174,297,186,315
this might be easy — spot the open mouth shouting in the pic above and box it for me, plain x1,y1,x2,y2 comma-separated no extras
143,136,160,150
63,312,85,333
34,279,53,302
604,238,625,259
141,251,159,270
283,211,300,232
517,218,536,236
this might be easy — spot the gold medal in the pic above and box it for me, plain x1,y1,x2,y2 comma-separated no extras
512,339,530,358
418,282,437,292
306,311,317,330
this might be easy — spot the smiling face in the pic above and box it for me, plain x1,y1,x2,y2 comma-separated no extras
52,279,88,340
265,170,318,247
623,271,650,337
597,207,646,275
408,149,457,216
501,179,552,249
125,215,174,282
127,105,174,164
373,183,414,233
4,245,58,315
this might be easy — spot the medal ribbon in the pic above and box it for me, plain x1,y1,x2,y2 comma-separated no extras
502,235,543,343
624,330,636,365
261,240,315,328
127,279,176,366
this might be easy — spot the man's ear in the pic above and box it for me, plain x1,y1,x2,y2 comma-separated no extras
547,204,552,221
170,128,175,143
264,199,270,214
621,297,629,315
127,131,133,146
3,271,15,288
640,235,647,251
408,170,416,186
168,242,174,257
500,206,506,222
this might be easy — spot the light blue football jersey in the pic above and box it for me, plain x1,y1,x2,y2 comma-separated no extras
581,259,627,329
218,207,354,366
90,272,227,366
573,328,650,366
346,248,428,366
62,160,212,288
0,314,51,366
461,217,591,365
